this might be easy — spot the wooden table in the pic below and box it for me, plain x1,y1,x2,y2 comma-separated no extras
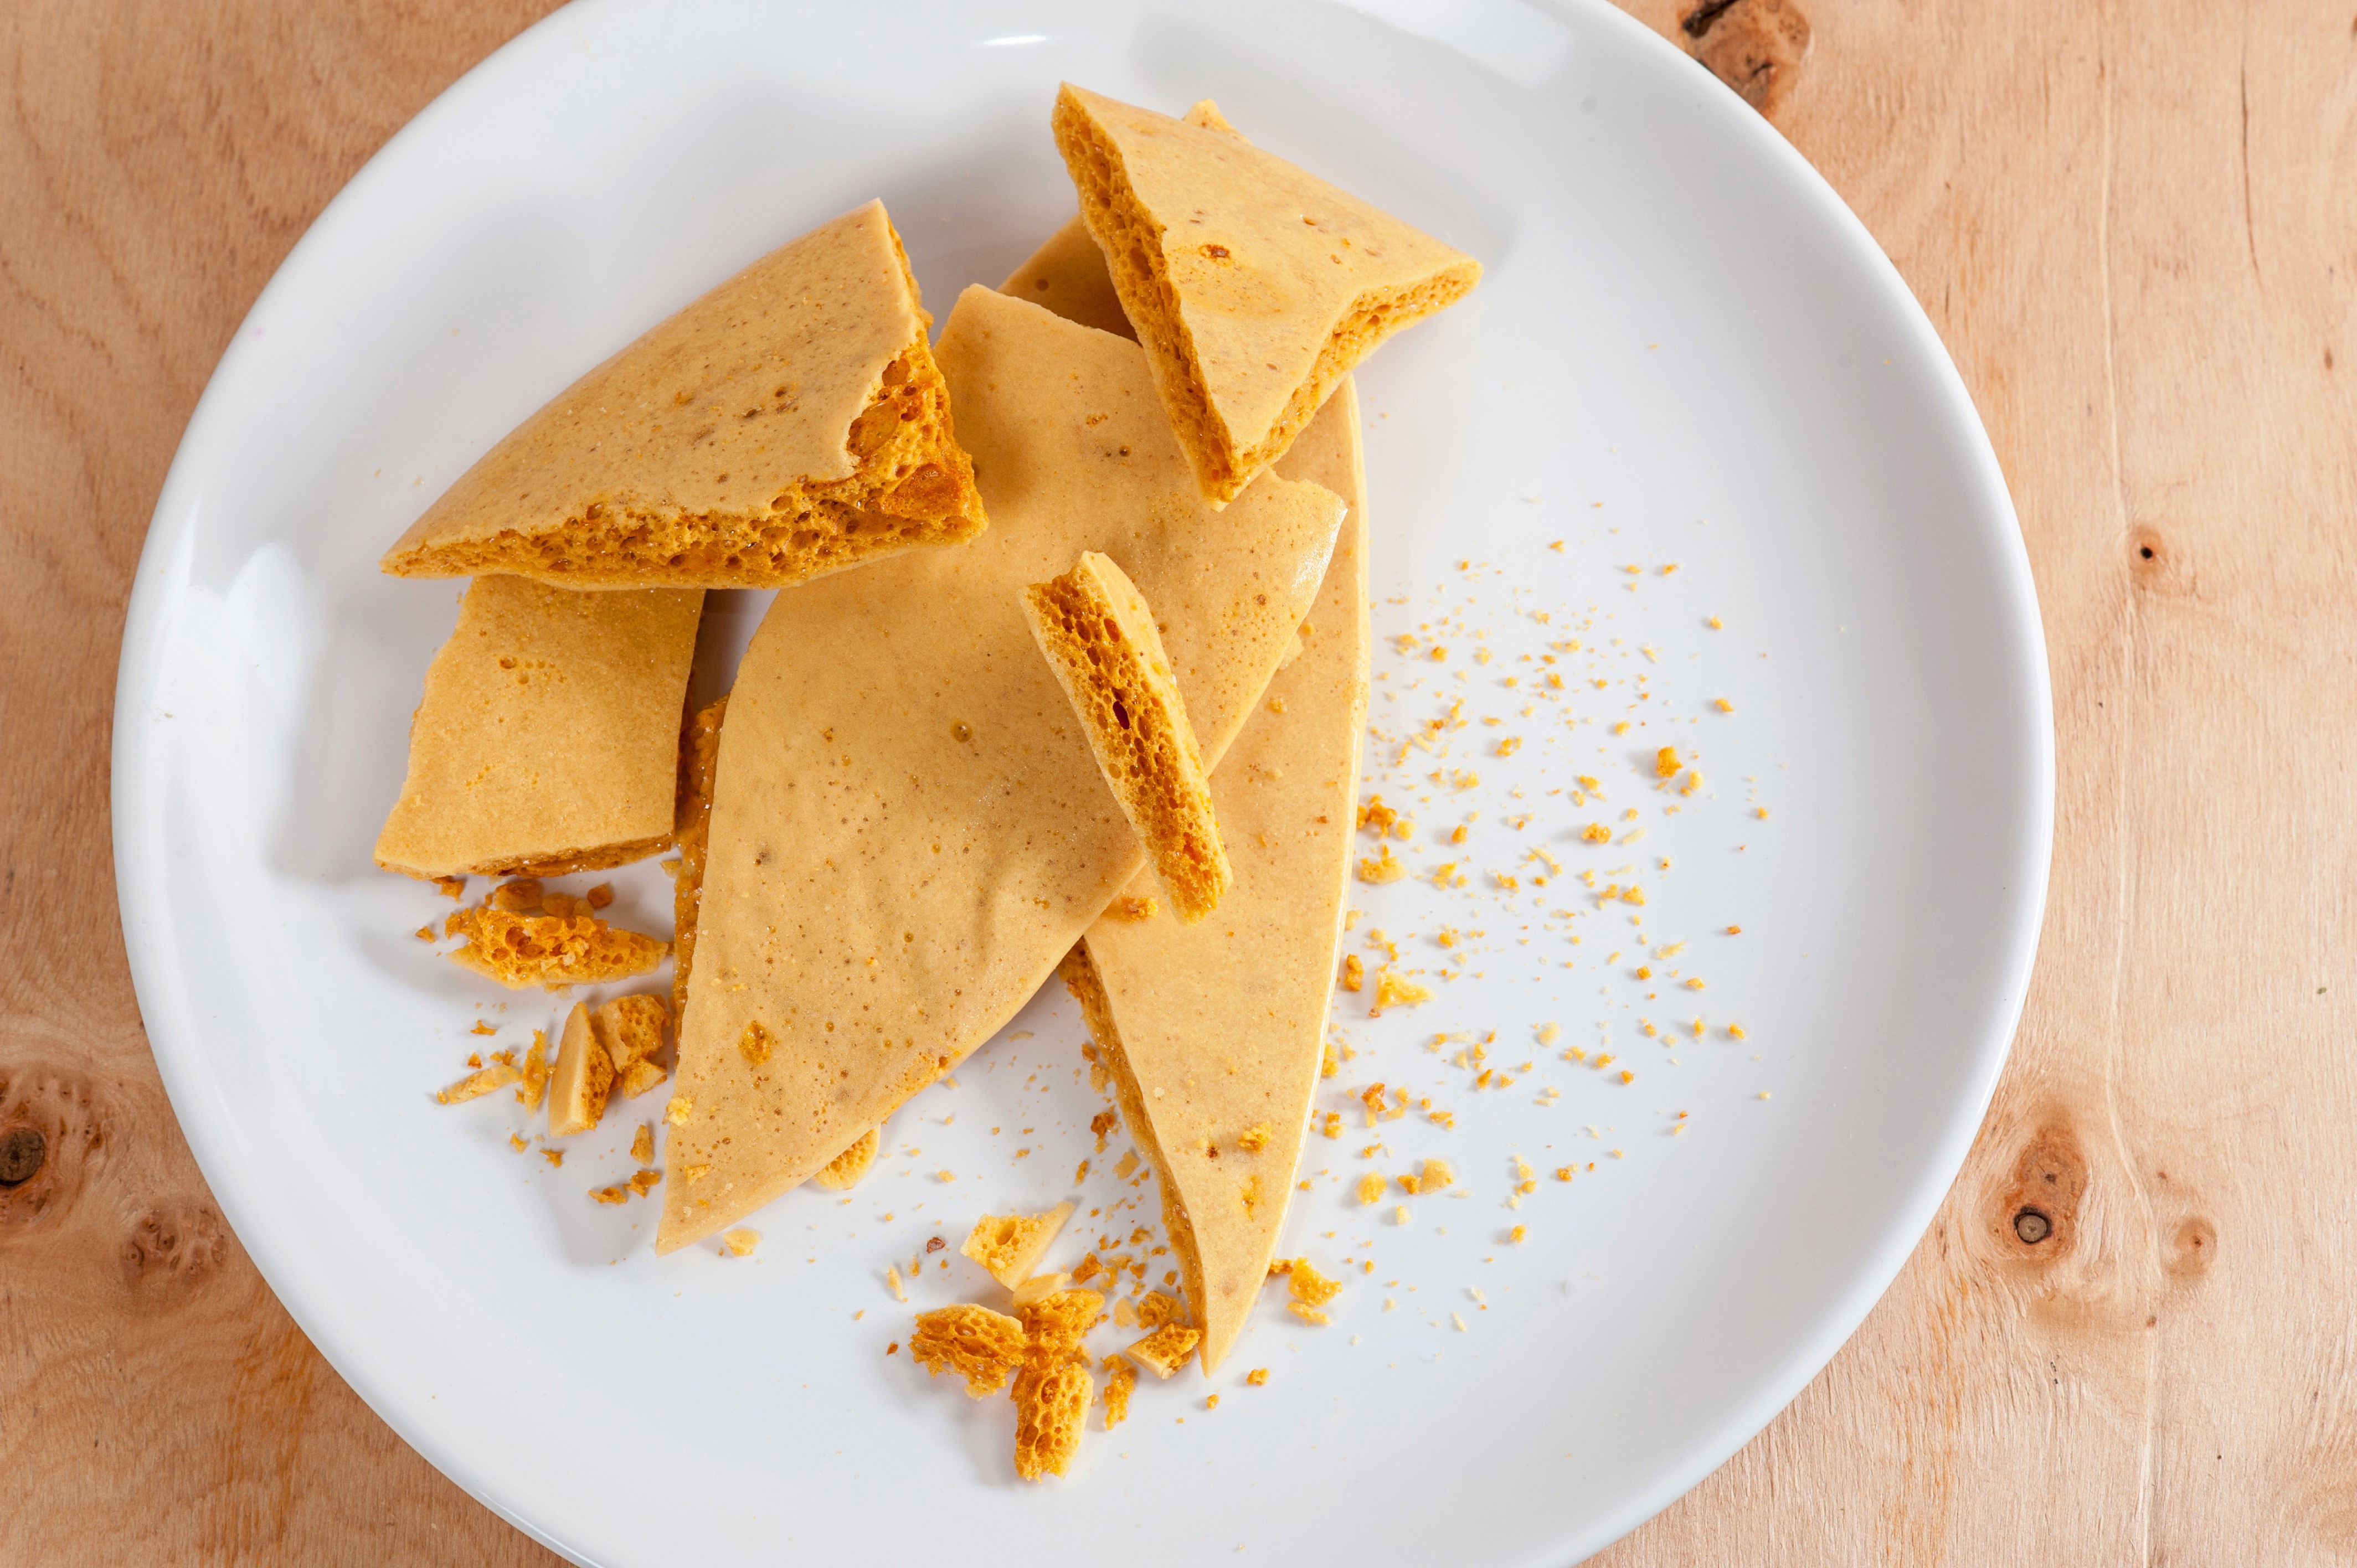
7,2,2350,1561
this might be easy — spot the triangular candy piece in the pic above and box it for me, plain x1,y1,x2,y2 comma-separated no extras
374,576,702,878
655,286,1343,1251
380,200,984,588
1052,84,1478,504
1064,383,1368,1372
1019,101,1373,1375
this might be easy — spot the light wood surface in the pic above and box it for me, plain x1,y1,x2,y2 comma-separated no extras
5,2,2351,1562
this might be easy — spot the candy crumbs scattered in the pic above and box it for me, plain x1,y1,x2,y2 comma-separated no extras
1102,1355,1138,1428
614,1059,667,1100
441,903,668,992
1287,1260,1342,1308
1012,1290,1105,1479
514,1030,549,1112
1013,1358,1095,1479
433,1064,519,1104
1136,1291,1187,1331
1011,1272,1076,1309
961,1203,1077,1290
1370,969,1433,1015
1124,1324,1203,1379
910,1303,1028,1397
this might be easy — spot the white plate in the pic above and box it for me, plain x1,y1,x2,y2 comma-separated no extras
112,2,2051,1563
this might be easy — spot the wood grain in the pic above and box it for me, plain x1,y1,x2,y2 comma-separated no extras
0,4,567,1564
4,1,2352,1563
1598,0,2357,1562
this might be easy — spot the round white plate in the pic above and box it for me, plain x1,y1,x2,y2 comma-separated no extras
113,2,2050,1563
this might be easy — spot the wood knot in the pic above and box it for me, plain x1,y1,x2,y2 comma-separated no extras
120,1203,229,1301
1995,1120,2087,1261
2168,1215,2217,1280
2129,525,2191,595
0,1064,107,1239
1676,0,1812,121
0,1126,44,1185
